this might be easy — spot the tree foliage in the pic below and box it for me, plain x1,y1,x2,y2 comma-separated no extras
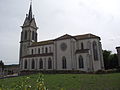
0,60,4,71
103,50,119,69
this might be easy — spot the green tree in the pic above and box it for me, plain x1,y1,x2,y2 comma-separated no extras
109,54,118,69
103,50,111,69
0,60,4,71
103,50,119,69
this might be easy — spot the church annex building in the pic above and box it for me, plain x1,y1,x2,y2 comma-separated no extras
19,3,104,74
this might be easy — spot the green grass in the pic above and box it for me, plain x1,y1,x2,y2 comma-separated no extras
0,73,120,90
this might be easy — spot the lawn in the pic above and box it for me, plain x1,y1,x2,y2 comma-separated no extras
0,73,120,90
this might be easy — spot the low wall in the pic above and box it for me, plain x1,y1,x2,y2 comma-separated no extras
19,70,87,75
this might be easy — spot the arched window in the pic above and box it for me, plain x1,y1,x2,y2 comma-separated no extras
35,33,37,42
81,42,84,49
39,58,43,69
38,48,40,54
45,47,48,53
93,41,98,60
32,31,34,40
48,58,52,69
24,60,27,69
78,55,84,68
31,49,33,55
24,31,27,40
62,56,67,69
31,59,35,69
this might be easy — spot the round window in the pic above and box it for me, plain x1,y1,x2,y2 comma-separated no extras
60,42,67,51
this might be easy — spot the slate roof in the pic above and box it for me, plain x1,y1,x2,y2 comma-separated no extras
22,3,38,29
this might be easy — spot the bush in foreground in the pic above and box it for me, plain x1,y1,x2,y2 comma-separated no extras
0,74,48,90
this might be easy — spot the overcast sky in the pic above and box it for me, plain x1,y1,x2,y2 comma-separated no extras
0,0,120,65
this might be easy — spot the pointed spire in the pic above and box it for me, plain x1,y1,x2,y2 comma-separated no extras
28,1,33,21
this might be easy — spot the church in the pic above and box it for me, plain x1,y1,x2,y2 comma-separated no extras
19,3,104,74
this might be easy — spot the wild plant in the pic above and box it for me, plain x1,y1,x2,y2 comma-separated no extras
36,74,48,90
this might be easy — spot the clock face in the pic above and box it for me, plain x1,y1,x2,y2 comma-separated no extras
60,42,67,51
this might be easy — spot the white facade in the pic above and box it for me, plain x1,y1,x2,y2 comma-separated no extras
20,34,104,72
19,3,104,73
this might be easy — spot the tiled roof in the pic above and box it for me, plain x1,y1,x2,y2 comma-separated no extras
55,34,76,40
116,47,120,49
30,40,54,47
55,33,100,40
29,33,100,47
74,33,100,40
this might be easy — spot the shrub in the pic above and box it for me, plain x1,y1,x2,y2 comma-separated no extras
116,66,120,72
95,70,106,74
0,74,48,90
105,69,118,73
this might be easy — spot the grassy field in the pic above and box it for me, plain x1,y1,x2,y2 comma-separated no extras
0,73,120,90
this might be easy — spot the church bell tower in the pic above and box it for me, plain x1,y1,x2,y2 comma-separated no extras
19,2,38,59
